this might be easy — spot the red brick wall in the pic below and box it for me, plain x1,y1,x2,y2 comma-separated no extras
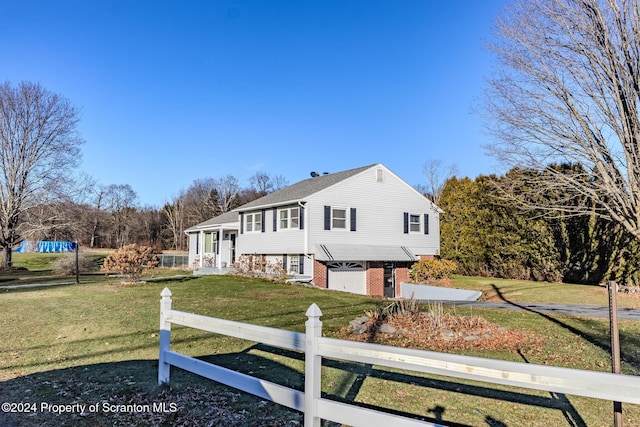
312,258,327,289
395,265,410,297
367,262,384,297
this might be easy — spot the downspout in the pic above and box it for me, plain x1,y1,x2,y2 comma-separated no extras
298,201,312,281
298,201,308,256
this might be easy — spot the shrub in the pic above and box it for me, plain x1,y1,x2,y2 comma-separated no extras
365,296,421,321
409,258,458,284
52,251,96,275
102,244,159,282
232,254,286,280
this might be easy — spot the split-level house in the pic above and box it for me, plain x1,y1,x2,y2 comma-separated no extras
185,163,442,298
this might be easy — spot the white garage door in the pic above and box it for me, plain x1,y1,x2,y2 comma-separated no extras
327,262,366,295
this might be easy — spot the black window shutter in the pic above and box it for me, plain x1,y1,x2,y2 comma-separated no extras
298,254,305,274
350,208,356,231
240,212,244,234
216,231,220,255
324,206,331,230
261,209,266,232
299,205,304,230
282,254,287,270
424,214,429,235
273,208,277,232
403,212,409,234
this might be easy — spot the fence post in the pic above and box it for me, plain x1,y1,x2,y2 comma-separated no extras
158,287,172,384
607,281,623,427
305,303,323,427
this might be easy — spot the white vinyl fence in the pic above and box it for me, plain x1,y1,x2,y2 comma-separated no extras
158,288,640,427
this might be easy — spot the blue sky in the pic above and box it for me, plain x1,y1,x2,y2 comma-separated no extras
2,1,507,207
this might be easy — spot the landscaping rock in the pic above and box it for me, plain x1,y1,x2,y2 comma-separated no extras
440,329,456,340
349,317,370,334
352,324,368,335
378,323,397,335
349,316,368,329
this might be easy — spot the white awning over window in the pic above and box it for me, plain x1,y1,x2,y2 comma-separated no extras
315,244,416,262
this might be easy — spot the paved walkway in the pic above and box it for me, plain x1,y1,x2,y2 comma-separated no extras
440,300,640,320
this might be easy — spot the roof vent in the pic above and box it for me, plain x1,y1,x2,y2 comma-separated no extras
310,171,319,178
322,172,329,175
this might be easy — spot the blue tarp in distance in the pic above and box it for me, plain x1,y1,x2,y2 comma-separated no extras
14,241,77,253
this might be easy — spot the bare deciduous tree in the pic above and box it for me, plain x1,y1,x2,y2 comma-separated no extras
163,193,186,250
213,174,241,214
249,171,289,196
0,81,83,268
485,0,640,240
418,160,458,204
102,184,138,247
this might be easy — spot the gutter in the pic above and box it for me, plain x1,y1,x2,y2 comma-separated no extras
233,198,302,212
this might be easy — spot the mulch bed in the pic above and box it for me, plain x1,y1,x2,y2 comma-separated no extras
334,313,542,353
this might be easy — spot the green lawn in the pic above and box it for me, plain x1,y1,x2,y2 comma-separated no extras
1,268,639,426
451,274,640,308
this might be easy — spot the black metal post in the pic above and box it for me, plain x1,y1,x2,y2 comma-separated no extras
75,241,79,284
608,281,622,427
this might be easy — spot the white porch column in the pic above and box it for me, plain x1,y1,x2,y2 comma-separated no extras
199,230,204,268
217,230,222,268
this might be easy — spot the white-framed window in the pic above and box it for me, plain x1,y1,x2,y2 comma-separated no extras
409,214,421,232
279,207,300,229
279,209,288,229
246,212,262,232
289,255,299,274
332,208,347,229
290,207,299,228
204,231,218,253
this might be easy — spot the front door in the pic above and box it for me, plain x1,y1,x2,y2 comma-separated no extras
383,262,395,297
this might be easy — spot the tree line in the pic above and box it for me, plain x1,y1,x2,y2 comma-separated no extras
438,165,640,286
23,172,288,253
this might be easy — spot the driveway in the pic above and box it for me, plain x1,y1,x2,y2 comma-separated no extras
440,300,640,321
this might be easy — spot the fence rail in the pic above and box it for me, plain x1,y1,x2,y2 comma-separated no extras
158,288,640,426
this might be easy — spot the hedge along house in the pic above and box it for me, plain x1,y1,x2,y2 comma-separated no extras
185,164,442,298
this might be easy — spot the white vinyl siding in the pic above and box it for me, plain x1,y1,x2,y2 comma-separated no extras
305,165,440,256
236,207,305,255
235,165,440,260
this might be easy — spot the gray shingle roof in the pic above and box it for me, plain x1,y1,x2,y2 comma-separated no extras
185,164,379,232
184,210,239,232
236,164,377,211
